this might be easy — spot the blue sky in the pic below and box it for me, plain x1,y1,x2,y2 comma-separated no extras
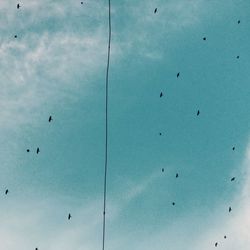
0,0,250,249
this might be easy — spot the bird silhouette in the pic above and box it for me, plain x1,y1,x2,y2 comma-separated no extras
81,1,83,4
14,35,17,38
203,37,206,41
224,235,227,239
35,248,38,250
176,173,179,178
68,213,72,220
215,242,218,247
5,189,9,195
27,149,30,152
17,3,20,9
197,110,200,116
229,206,232,212
232,147,235,151
236,56,240,59
160,92,163,98
162,168,164,172
231,177,235,181
172,202,175,206
154,8,157,13
48,116,53,122
238,20,240,24
159,132,162,136
36,147,40,154
177,72,180,78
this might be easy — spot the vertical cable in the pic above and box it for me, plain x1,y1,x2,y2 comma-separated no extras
102,1,111,250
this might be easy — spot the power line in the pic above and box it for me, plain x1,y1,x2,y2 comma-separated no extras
102,1,111,250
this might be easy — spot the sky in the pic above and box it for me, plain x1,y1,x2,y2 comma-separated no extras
0,0,250,249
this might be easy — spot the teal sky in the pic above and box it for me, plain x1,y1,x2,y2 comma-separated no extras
0,0,250,249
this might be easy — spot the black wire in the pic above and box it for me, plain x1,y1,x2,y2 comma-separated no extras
102,1,111,250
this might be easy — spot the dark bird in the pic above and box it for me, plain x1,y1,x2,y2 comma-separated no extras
68,213,72,220
176,173,179,178
224,235,227,239
5,189,9,195
232,147,235,151
27,149,30,152
154,8,157,14
238,20,240,24
177,72,180,78
197,110,200,116
236,56,240,59
48,115,53,122
35,248,38,250
17,3,21,9
229,206,232,213
231,177,235,181
160,92,163,98
215,242,218,247
162,168,164,172
203,37,206,41
81,1,83,4
172,202,175,206
36,147,40,154
159,132,162,136
14,35,17,38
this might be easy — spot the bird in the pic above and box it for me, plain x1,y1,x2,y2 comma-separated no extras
27,149,30,152
162,168,164,172
35,248,38,250
81,1,83,4
36,147,40,154
159,132,162,136
238,20,240,24
176,173,179,178
236,56,240,59
231,177,235,181
215,242,218,247
177,72,180,78
14,35,17,38
48,115,53,122
203,37,206,41
229,206,232,212
154,8,157,14
172,202,175,206
197,110,200,116
17,3,21,9
232,147,235,151
68,213,72,220
5,189,9,195
160,92,163,98
224,235,227,239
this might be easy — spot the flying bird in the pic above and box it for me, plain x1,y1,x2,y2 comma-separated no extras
232,147,235,151
5,189,9,195
203,37,206,41
27,149,30,152
160,92,163,98
14,35,17,38
224,235,227,239
154,8,157,13
68,213,72,220
229,206,232,212
172,202,175,206
176,173,179,178
36,147,40,154
162,168,164,172
177,72,180,78
159,132,162,136
17,3,20,9
215,242,218,247
48,116,53,122
197,110,200,116
236,56,240,59
238,20,240,24
231,177,235,181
